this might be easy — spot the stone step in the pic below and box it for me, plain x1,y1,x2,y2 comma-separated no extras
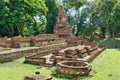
49,58,54,62
46,57,54,64
83,56,91,61
45,61,53,67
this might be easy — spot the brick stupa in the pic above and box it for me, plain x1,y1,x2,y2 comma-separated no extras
54,6,74,39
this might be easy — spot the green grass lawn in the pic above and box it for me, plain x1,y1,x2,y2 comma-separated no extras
0,49,120,80
79,49,120,80
0,39,120,80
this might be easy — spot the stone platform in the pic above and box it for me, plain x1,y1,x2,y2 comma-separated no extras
0,41,67,63
54,45,106,63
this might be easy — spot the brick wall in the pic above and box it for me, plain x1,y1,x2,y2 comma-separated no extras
0,34,58,48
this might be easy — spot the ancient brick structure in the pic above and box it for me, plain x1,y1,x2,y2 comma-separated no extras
0,37,11,48
53,6,82,46
54,6,74,39
33,34,59,47
53,45,106,64
0,40,67,63
56,61,91,75
0,34,59,48
12,36,31,48
24,41,67,65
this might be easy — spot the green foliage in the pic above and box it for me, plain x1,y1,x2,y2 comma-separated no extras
0,0,120,38
63,0,86,9
89,0,118,38
45,0,59,33
0,27,8,37
62,0,98,38
62,0,120,39
0,0,47,37
109,0,120,34
76,6,96,38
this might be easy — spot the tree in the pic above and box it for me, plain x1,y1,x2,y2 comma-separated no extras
62,0,86,9
62,0,96,38
0,0,47,37
24,0,47,36
0,27,8,37
75,5,96,38
90,0,116,38
45,0,59,33
108,0,120,38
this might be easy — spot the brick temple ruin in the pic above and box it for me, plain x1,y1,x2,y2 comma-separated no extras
54,6,74,39
0,6,106,79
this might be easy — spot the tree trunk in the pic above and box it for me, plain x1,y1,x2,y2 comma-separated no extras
11,26,14,37
90,33,93,39
5,26,12,37
100,27,106,38
17,25,21,36
112,31,115,39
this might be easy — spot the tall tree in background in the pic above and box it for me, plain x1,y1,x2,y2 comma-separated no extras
45,0,59,33
62,0,96,38
76,5,96,38
90,0,116,38
62,0,120,39
108,0,120,38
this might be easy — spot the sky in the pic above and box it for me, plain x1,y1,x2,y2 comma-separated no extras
87,0,94,2
57,0,94,6
57,0,94,3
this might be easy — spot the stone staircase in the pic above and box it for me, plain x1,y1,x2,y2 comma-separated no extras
42,54,54,66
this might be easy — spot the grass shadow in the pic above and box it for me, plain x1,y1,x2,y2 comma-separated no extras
97,38,120,49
